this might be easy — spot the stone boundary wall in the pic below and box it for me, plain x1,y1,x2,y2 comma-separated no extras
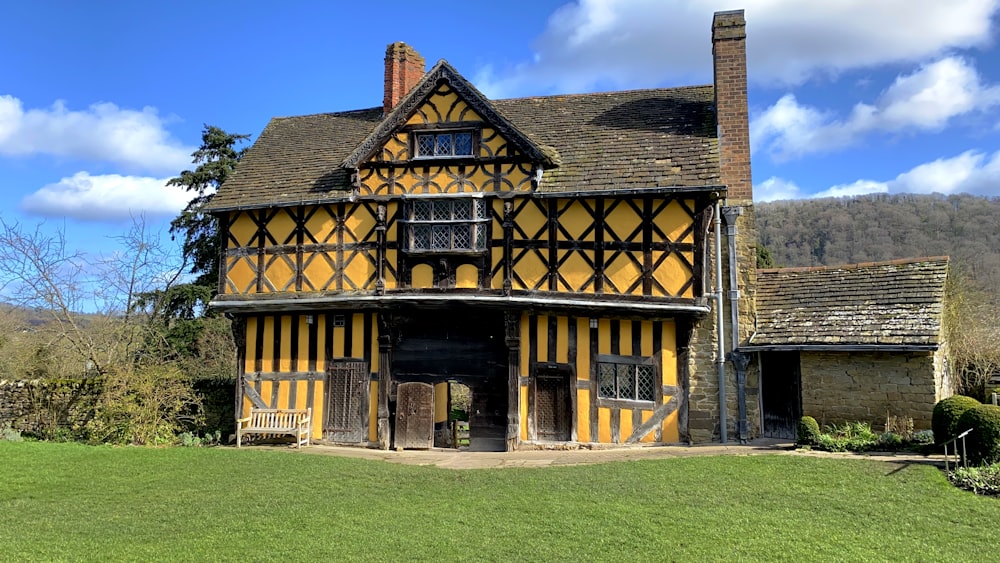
799,351,939,430
0,379,100,436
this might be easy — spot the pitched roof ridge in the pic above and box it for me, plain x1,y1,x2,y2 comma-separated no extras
269,107,383,121
757,255,949,275
493,84,714,103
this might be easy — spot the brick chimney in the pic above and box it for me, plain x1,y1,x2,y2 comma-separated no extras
383,42,426,115
712,10,751,202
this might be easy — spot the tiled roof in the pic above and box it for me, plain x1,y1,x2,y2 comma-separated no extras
752,257,949,348
207,84,720,211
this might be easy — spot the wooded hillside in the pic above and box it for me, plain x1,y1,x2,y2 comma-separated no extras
756,193,1000,291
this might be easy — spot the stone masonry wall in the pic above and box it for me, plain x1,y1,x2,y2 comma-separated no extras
800,351,939,430
0,379,99,436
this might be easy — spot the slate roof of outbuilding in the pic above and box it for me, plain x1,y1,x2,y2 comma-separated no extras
752,257,949,348
206,84,720,212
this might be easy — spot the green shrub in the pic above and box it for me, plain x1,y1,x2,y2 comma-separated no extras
878,432,903,449
796,416,820,446
956,404,1000,466
1,424,23,442
932,395,981,444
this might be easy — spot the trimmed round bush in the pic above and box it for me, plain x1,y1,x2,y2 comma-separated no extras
796,416,821,446
932,395,981,445
956,404,1000,466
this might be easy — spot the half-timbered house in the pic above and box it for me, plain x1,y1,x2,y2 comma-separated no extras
206,10,759,449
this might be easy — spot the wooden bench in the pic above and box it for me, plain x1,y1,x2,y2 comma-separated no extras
236,408,312,448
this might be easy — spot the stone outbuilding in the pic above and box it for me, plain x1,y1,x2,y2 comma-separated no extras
746,257,952,437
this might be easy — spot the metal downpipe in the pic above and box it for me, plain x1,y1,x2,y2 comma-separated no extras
723,206,749,443
714,200,727,443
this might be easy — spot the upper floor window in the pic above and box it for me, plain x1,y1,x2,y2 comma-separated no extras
598,355,656,403
414,131,474,158
404,197,488,252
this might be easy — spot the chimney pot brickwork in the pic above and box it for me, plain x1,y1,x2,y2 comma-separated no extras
384,42,426,115
712,10,751,202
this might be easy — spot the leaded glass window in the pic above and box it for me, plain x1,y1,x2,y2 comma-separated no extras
597,356,656,402
414,131,475,158
404,197,488,252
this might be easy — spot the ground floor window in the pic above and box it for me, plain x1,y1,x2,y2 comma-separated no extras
598,355,656,402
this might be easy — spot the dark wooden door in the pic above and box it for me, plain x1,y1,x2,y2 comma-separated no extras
325,360,368,443
395,382,434,449
760,352,802,440
534,372,571,441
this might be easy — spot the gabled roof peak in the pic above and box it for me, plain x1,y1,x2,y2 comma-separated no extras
343,59,558,169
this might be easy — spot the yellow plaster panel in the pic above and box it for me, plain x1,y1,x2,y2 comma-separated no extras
604,254,642,295
383,134,408,161
384,250,398,289
260,381,272,407
480,128,504,157
516,201,548,237
261,317,274,372
512,250,546,291
435,383,448,423
536,315,548,363
605,202,640,242
640,410,656,443
662,409,680,443
297,316,310,371
229,213,257,247
302,252,335,292
227,257,257,295
455,264,479,288
652,252,693,298
619,320,633,356
343,252,375,291
369,382,379,442
469,167,493,188
598,319,611,355
370,314,380,373
279,316,292,372
345,205,376,244
657,200,695,244
520,314,531,377
576,389,591,442
244,317,258,373
520,385,529,441
277,381,290,410
620,409,633,443
556,316,569,363
351,314,365,359
411,264,434,289
641,321,654,356
662,320,678,387
316,315,326,367
559,200,596,242
267,210,297,246
332,323,345,359
598,407,612,443
312,380,324,439
263,254,295,292
306,207,336,244
576,318,590,381
296,380,308,411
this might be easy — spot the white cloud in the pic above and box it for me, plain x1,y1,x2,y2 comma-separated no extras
0,95,193,173
756,150,1000,201
751,57,1000,160
476,0,999,96
19,172,191,222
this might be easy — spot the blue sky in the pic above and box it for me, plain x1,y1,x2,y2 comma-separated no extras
3,0,1000,261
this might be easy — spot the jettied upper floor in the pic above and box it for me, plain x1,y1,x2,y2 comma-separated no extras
205,39,740,318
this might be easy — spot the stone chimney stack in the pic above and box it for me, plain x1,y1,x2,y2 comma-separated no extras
384,42,426,115
712,10,751,202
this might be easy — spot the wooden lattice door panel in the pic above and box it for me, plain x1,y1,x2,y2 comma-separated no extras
534,373,571,441
395,382,434,449
325,360,369,443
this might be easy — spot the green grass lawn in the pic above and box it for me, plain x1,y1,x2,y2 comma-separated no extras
1,442,997,561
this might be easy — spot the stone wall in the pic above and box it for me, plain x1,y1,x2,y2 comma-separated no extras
686,205,759,444
799,351,940,430
0,379,99,436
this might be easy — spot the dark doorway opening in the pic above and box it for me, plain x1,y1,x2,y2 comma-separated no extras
533,368,572,442
760,351,802,440
390,308,509,452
